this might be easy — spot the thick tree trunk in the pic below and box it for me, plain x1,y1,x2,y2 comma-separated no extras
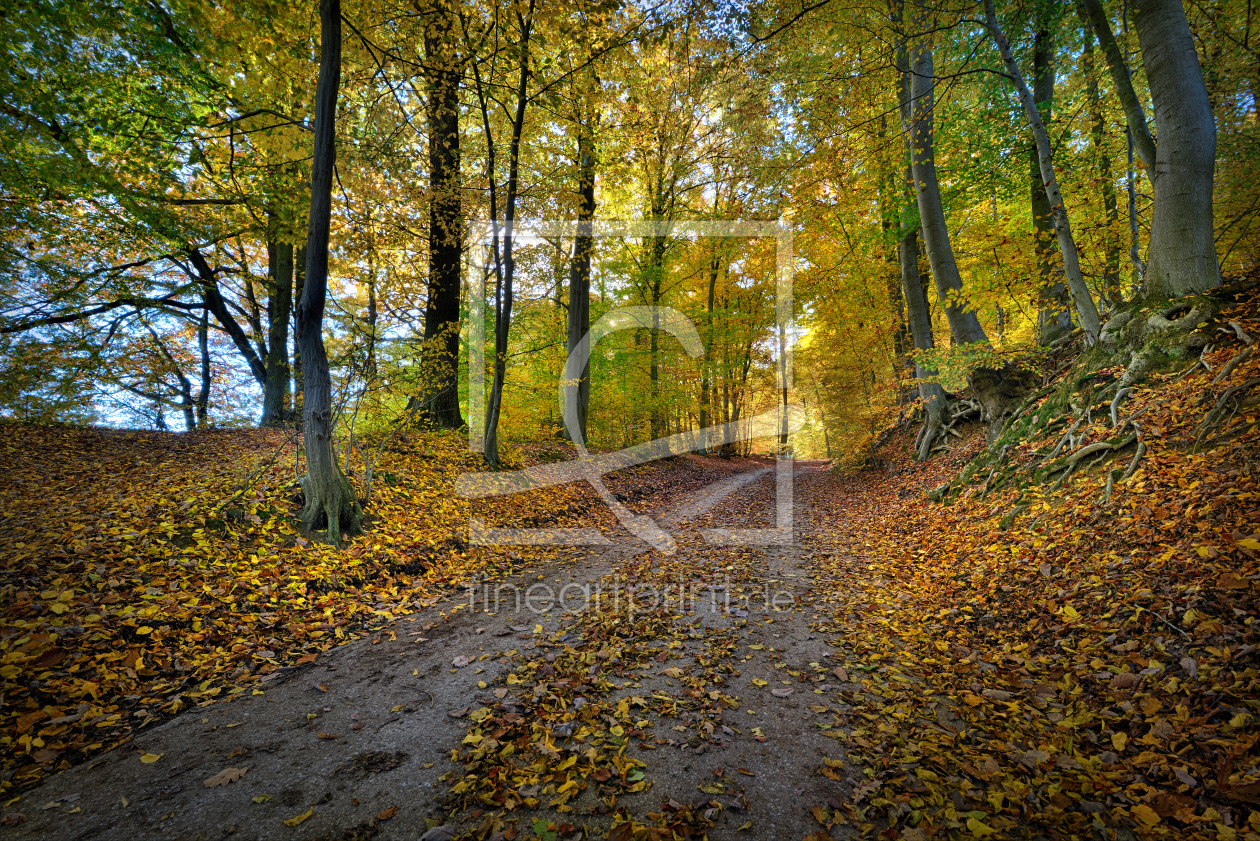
418,1,465,428
1028,24,1072,345
984,0,1101,344
261,211,293,426
296,0,361,545
564,122,596,445
1132,0,1221,297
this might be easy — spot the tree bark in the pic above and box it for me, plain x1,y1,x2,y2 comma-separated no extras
261,210,293,426
418,0,465,428
1132,0,1221,296
564,117,596,445
984,0,1102,344
296,0,361,545
1027,23,1072,345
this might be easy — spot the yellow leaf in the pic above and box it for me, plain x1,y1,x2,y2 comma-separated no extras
752,678,768,687
1239,538,1260,551
967,817,998,837
1131,803,1160,827
283,808,313,827
1112,732,1128,751
139,753,161,764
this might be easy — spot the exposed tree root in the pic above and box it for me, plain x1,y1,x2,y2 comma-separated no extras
1194,376,1260,453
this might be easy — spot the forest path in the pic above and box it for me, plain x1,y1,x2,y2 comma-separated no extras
6,460,861,841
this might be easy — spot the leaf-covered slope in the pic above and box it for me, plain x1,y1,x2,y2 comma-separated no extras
805,291,1260,839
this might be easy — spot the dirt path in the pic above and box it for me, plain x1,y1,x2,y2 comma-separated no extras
5,461,859,841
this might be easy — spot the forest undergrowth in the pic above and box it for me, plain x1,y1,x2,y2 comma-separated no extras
803,291,1260,840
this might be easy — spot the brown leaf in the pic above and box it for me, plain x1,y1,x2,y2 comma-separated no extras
376,806,397,820
203,766,248,788
1109,673,1139,690
831,667,848,682
1217,572,1248,589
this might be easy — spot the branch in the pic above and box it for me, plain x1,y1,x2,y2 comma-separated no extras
0,294,203,333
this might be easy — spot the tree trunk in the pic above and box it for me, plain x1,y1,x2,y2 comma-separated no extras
893,23,949,460
261,210,293,426
1083,23,1122,302
984,0,1101,344
564,117,596,445
481,0,536,466
906,26,988,348
296,0,361,545
292,244,306,417
698,252,720,455
196,302,210,428
418,0,465,428
1132,0,1221,297
1028,23,1072,345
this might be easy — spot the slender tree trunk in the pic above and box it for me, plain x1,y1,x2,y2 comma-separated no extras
1028,24,1072,345
196,303,210,428
1083,24,1122,303
418,0,465,428
984,0,1102,344
895,3,950,458
365,260,378,379
1131,0,1221,296
645,220,666,441
564,115,596,445
292,244,306,418
262,210,293,426
698,253,720,454
482,0,536,466
296,0,361,545
906,25,987,348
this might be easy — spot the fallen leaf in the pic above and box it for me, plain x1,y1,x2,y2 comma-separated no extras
283,808,313,826
203,767,248,788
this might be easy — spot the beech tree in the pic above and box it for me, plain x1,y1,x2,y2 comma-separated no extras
296,0,362,544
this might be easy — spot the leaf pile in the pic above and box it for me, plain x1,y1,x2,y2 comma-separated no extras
804,297,1260,839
